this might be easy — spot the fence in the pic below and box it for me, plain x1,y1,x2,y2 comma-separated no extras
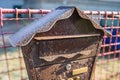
0,8,120,80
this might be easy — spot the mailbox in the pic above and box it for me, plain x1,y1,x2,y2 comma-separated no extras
9,6,111,80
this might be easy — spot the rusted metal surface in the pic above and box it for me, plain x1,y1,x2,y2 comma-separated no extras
36,58,94,80
22,40,96,80
19,7,108,80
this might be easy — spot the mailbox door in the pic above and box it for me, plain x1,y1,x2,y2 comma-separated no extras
21,36,101,80
35,57,94,80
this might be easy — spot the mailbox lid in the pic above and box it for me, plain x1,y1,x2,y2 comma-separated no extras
9,6,111,47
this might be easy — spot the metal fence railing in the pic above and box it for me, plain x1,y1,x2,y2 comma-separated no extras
0,8,120,80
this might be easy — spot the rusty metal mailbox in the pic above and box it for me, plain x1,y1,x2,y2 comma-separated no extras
9,6,111,80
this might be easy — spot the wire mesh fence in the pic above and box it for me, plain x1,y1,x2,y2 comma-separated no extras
0,8,120,80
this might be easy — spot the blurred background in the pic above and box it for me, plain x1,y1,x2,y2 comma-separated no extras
23,0,120,11
0,0,120,80
0,0,120,10
0,0,120,17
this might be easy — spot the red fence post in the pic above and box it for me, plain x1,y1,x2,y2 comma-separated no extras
0,8,3,27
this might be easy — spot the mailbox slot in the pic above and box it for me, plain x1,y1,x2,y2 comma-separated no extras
34,34,100,40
